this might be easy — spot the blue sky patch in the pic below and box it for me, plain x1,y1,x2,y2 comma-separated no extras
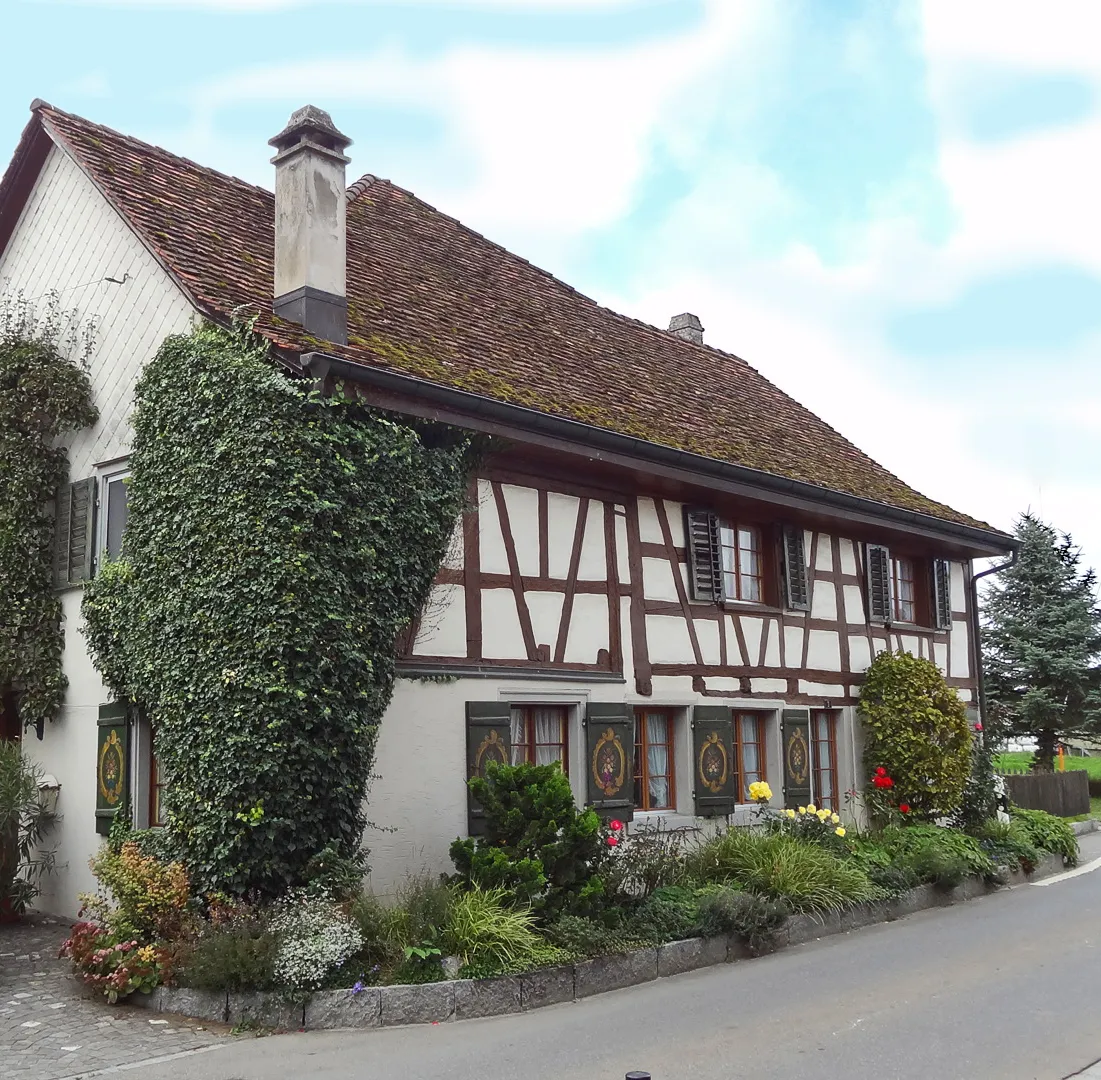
957,70,1096,142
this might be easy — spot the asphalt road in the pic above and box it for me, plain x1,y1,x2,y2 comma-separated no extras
140,831,1101,1080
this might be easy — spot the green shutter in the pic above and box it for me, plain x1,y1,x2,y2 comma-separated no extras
465,702,511,836
865,544,891,624
584,702,635,821
96,702,129,835
781,525,810,611
932,558,952,630
691,705,736,817
55,478,97,587
781,709,812,809
684,508,722,602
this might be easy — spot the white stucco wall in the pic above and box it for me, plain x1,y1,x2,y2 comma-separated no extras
1,141,195,916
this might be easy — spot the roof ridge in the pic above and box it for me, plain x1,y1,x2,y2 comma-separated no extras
346,173,380,202
36,100,275,201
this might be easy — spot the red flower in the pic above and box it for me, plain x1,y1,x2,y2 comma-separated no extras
899,803,911,814
884,777,894,788
974,722,983,732
606,836,619,847
875,767,887,777
609,819,623,832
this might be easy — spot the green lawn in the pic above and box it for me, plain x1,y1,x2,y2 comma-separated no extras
995,751,1101,779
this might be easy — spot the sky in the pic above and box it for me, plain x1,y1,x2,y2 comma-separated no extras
2,0,1100,574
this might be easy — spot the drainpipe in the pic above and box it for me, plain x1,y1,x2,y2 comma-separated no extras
969,549,1018,734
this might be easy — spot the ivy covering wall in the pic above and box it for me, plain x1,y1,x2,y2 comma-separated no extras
0,294,97,735
82,324,474,896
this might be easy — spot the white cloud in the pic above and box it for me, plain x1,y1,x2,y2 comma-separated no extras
153,0,1101,567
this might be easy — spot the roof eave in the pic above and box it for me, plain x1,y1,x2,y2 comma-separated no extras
301,350,1015,557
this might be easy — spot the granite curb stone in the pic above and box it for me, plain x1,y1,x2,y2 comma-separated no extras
655,935,727,977
228,990,305,1030
574,947,658,999
518,964,574,1010
304,987,381,1030
380,981,455,1026
454,976,521,1019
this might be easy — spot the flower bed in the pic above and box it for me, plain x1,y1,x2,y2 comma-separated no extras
61,763,1081,1022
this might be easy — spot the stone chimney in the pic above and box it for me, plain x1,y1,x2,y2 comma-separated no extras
668,312,704,345
269,105,352,345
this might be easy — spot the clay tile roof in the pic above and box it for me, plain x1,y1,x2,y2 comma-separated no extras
18,102,995,533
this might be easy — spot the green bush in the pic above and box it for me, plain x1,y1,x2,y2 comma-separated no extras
859,651,972,820
631,885,700,943
687,830,881,914
544,914,649,958
970,819,1041,874
873,825,996,886
846,837,919,897
602,821,695,901
442,887,543,970
695,886,789,953
1009,808,1078,866
177,905,278,992
451,762,604,917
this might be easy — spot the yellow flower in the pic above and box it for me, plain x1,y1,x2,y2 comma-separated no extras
806,803,816,814
816,809,829,821
137,945,156,962
831,813,840,824
835,826,847,838
797,806,807,815
785,808,796,819
748,781,773,803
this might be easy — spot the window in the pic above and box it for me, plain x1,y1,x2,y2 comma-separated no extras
510,705,568,768
891,556,915,623
634,708,676,811
811,710,839,811
719,523,763,602
98,468,129,567
734,711,767,802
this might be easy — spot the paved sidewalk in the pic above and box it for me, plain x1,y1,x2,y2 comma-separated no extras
0,917,227,1080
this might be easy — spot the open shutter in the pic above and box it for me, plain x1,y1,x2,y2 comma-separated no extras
865,544,891,624
96,702,130,835
932,559,952,630
684,508,723,602
691,706,736,817
781,525,810,611
465,702,511,836
55,478,97,587
781,709,812,809
584,702,635,822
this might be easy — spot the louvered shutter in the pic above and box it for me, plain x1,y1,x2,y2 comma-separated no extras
684,508,722,602
96,702,130,835
54,478,97,587
781,525,810,611
465,702,512,836
691,706,736,817
865,544,891,624
932,559,952,630
584,703,635,821
781,709,812,809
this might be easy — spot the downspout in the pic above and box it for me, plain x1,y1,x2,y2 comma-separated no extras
969,549,1018,731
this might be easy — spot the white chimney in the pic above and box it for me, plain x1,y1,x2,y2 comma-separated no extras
269,105,352,345
668,312,704,345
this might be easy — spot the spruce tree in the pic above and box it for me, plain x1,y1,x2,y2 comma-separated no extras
982,513,1101,771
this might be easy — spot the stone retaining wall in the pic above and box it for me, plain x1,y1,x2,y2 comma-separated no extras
131,852,1067,1031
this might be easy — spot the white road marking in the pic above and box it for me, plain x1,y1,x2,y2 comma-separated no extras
51,1042,228,1080
1034,855,1101,886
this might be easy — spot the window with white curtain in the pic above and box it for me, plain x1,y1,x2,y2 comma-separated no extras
634,708,676,811
510,705,569,769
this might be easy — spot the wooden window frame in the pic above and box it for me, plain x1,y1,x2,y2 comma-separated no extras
889,554,933,627
148,733,166,828
633,707,677,812
510,704,569,771
891,555,916,624
811,710,839,812
733,711,768,803
718,521,765,604
96,466,130,573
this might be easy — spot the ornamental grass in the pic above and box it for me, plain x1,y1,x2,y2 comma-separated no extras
687,830,883,914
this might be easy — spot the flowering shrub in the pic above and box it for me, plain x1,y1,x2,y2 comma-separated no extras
270,891,363,994
82,841,191,942
772,804,848,852
60,921,165,1003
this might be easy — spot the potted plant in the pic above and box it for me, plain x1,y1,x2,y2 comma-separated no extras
0,739,59,922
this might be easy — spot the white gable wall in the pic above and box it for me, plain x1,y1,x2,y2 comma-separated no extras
1,141,196,914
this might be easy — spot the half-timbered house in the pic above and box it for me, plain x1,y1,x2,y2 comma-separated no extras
0,101,1014,914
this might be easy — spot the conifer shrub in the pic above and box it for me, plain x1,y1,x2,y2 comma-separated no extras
451,761,605,918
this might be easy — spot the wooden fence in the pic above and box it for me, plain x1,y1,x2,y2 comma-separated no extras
1001,770,1090,818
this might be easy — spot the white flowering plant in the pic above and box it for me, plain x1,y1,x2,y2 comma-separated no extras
270,890,363,995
